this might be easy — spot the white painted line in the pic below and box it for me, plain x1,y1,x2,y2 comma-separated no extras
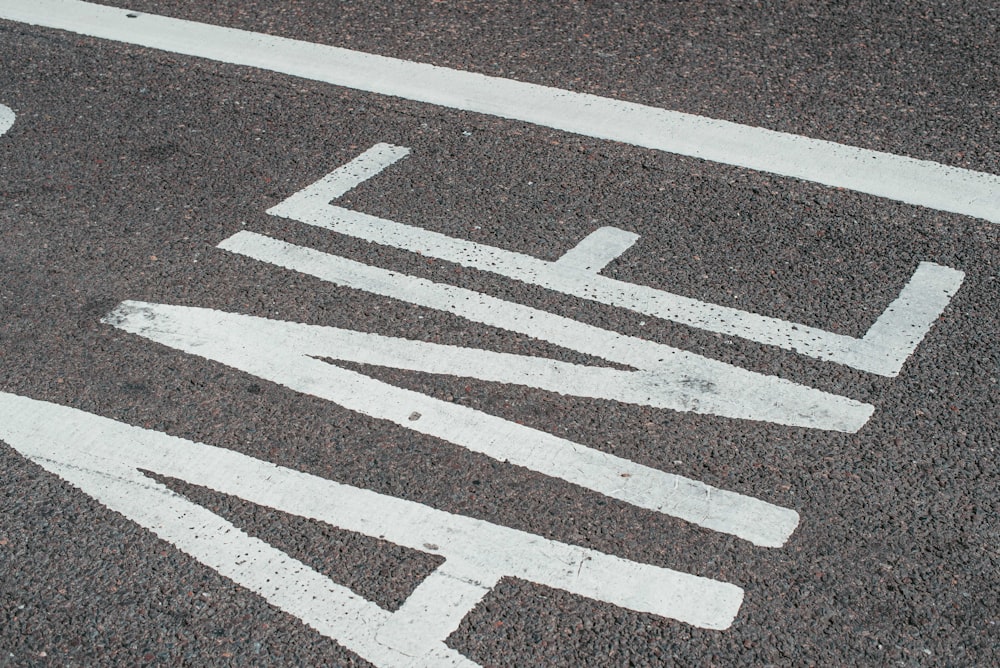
289,141,412,202
550,226,640,274
1,1,997,222
0,105,14,136
0,391,746,657
374,565,496,658
270,143,965,376
104,300,802,547
851,262,966,375
218,231,873,433
106,296,841,421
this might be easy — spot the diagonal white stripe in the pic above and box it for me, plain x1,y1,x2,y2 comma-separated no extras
217,232,874,433
104,299,803,547
0,1,997,222
0,391,746,639
269,144,965,377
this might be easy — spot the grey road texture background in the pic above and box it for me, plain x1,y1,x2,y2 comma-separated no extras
1,1,997,666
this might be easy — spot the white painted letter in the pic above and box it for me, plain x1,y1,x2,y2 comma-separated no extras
268,144,964,377
217,233,874,433
104,300,802,547
0,391,744,668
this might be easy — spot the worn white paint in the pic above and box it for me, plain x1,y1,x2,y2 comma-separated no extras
105,300,802,547
112,291,862,425
552,226,641,274
217,232,872,434
1,1,998,222
270,144,965,377
0,390,746,667
0,105,14,136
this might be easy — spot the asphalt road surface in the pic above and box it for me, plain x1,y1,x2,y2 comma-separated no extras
1,1,998,666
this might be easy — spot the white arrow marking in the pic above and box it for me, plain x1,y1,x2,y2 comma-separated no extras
0,390,745,668
269,143,965,377
1,0,998,222
0,105,14,136
104,300,802,547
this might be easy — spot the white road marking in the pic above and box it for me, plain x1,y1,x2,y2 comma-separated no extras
374,565,494,658
552,226,641,274
0,105,14,136
218,232,873,433
0,391,746,665
270,144,965,377
1,2,998,222
104,300,802,548
108,292,856,423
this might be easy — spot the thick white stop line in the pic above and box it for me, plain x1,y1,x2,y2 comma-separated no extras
1,0,998,223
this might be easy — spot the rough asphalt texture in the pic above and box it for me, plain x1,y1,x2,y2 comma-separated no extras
1,1,997,666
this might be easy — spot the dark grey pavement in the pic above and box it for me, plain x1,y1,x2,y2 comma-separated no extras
1,2,997,666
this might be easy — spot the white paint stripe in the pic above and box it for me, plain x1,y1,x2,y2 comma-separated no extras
552,226,641,274
218,231,874,432
0,391,746,642
269,143,964,376
291,141,411,201
1,1,998,221
853,262,966,376
104,300,801,547
170,264,867,426
375,565,496,658
0,105,14,136
19,439,449,667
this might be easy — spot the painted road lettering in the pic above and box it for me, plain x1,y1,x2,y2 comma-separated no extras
1,112,967,661
99,139,965,587
2,0,999,222
0,2,994,665
268,143,965,377
107,297,867,432
0,391,744,668
214,234,872,432
105,299,800,548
